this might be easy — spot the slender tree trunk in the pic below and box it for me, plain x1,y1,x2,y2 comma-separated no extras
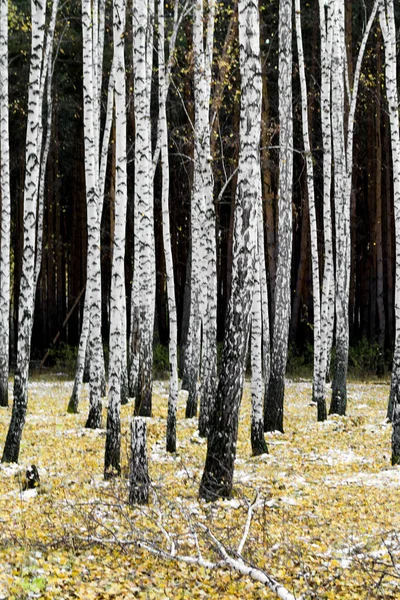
69,2,113,415
130,0,156,417
199,0,262,501
264,0,293,433
251,193,268,456
379,0,400,425
0,0,11,407
330,0,378,415
104,0,128,478
375,34,385,374
184,0,216,433
295,0,326,421
2,0,58,462
157,0,179,453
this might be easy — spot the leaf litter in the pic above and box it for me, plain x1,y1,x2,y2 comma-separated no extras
0,380,399,598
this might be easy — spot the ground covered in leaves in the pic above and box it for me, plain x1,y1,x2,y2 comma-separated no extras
0,378,399,599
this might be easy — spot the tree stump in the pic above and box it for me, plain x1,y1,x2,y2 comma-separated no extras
23,465,40,490
129,417,150,504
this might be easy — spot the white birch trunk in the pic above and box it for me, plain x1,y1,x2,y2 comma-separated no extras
295,0,326,420
2,0,49,462
200,0,261,500
330,0,379,415
130,0,156,417
184,1,216,432
68,60,115,414
0,0,10,408
81,0,104,429
379,1,400,459
104,0,128,478
198,0,217,438
129,417,150,504
251,258,268,456
34,0,59,291
318,0,334,387
329,0,348,416
157,0,179,453
264,0,293,433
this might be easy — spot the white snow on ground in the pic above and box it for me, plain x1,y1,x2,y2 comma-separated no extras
306,448,372,466
325,466,400,488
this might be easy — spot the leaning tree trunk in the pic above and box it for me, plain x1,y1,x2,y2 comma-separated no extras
199,0,262,501
0,0,11,408
157,0,179,453
264,0,293,433
104,0,128,478
130,0,156,417
2,0,56,463
295,0,325,421
379,0,400,438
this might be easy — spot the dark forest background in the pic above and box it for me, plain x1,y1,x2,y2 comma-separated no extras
4,0,399,376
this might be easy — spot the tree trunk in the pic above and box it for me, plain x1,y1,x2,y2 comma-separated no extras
379,0,400,424
0,0,11,407
129,417,150,505
199,0,261,501
131,0,156,417
2,0,58,463
105,0,128,478
264,0,293,434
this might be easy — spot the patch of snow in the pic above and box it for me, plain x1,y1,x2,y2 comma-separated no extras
280,496,297,506
325,467,400,488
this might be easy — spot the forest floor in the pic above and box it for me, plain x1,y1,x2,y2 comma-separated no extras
0,378,399,599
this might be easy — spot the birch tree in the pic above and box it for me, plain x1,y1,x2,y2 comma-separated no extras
251,178,269,455
157,0,179,453
104,0,128,477
183,0,216,435
330,0,379,415
295,0,326,420
318,0,335,390
378,0,400,461
68,0,113,419
264,0,293,433
0,0,10,408
80,0,107,428
130,0,156,417
2,0,59,463
199,0,262,500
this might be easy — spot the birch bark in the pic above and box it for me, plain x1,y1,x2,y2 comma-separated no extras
2,0,58,462
264,0,293,433
157,0,179,453
330,0,379,415
104,0,128,477
130,0,156,417
0,0,10,407
68,59,114,414
379,1,400,456
184,0,216,432
81,0,104,428
69,0,113,418
199,0,261,500
318,0,334,387
295,0,326,420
